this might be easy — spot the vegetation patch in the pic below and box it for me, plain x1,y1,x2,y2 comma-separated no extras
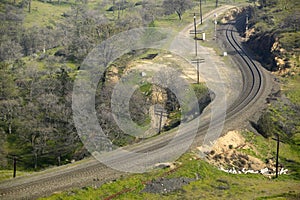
0,170,30,182
40,154,300,200
1,0,220,171
242,0,300,74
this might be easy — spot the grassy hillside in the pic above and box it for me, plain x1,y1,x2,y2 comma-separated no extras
1,0,299,199
40,154,300,200
0,0,220,172
245,0,300,73
240,0,300,175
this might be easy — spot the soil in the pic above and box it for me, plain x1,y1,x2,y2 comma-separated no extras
201,130,275,172
141,177,194,194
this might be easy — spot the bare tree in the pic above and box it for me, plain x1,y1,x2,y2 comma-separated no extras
140,0,158,23
0,39,23,62
162,0,194,20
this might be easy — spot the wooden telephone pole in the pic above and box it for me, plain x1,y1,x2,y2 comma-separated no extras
272,134,283,178
276,134,280,178
191,58,205,84
7,155,20,178
199,0,203,24
189,13,202,56
13,156,17,178
154,106,167,134
193,13,198,56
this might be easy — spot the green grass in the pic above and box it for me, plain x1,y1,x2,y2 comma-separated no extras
23,0,73,28
39,154,300,200
153,3,217,31
192,83,209,97
241,131,300,180
283,76,300,105
256,192,300,200
20,47,79,79
0,170,31,182
23,0,138,27
18,1,299,199
279,32,300,52
139,83,152,95
0,157,96,182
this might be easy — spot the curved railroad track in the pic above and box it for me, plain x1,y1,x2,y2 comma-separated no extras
224,18,264,120
122,15,271,152
0,7,274,200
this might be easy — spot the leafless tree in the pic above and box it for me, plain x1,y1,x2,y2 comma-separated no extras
162,0,194,20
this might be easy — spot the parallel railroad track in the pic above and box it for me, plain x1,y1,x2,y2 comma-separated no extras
224,17,265,119
0,7,273,200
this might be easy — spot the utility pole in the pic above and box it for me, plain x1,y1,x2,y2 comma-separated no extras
13,156,17,178
276,134,280,178
245,13,249,32
193,13,197,56
191,58,205,84
189,13,203,55
199,0,203,24
118,2,121,20
28,0,31,13
158,110,163,134
272,134,283,178
245,13,249,40
190,14,203,60
7,155,19,178
122,0,125,15
154,106,167,134
214,13,218,40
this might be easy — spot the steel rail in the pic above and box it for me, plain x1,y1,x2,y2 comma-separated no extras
0,10,270,200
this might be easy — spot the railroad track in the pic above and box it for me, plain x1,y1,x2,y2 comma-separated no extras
127,15,270,153
224,17,265,120
0,160,124,199
0,7,274,200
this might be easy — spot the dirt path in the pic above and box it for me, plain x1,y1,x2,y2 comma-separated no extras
0,5,273,200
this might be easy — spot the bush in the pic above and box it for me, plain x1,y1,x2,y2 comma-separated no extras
256,111,275,138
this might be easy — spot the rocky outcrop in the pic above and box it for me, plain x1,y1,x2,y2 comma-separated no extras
246,31,277,71
237,8,299,75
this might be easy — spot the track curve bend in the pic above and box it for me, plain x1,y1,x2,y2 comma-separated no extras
224,18,265,120
0,7,275,200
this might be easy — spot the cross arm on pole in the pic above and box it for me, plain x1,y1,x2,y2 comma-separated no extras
189,30,202,34
191,58,205,84
191,58,205,63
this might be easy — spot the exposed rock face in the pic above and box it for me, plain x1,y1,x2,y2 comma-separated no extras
106,65,120,82
201,131,281,175
220,7,241,24
235,8,300,75
246,32,277,71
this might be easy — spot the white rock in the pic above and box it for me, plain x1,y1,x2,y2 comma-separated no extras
154,162,173,169
260,168,269,174
232,168,237,174
279,168,288,175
